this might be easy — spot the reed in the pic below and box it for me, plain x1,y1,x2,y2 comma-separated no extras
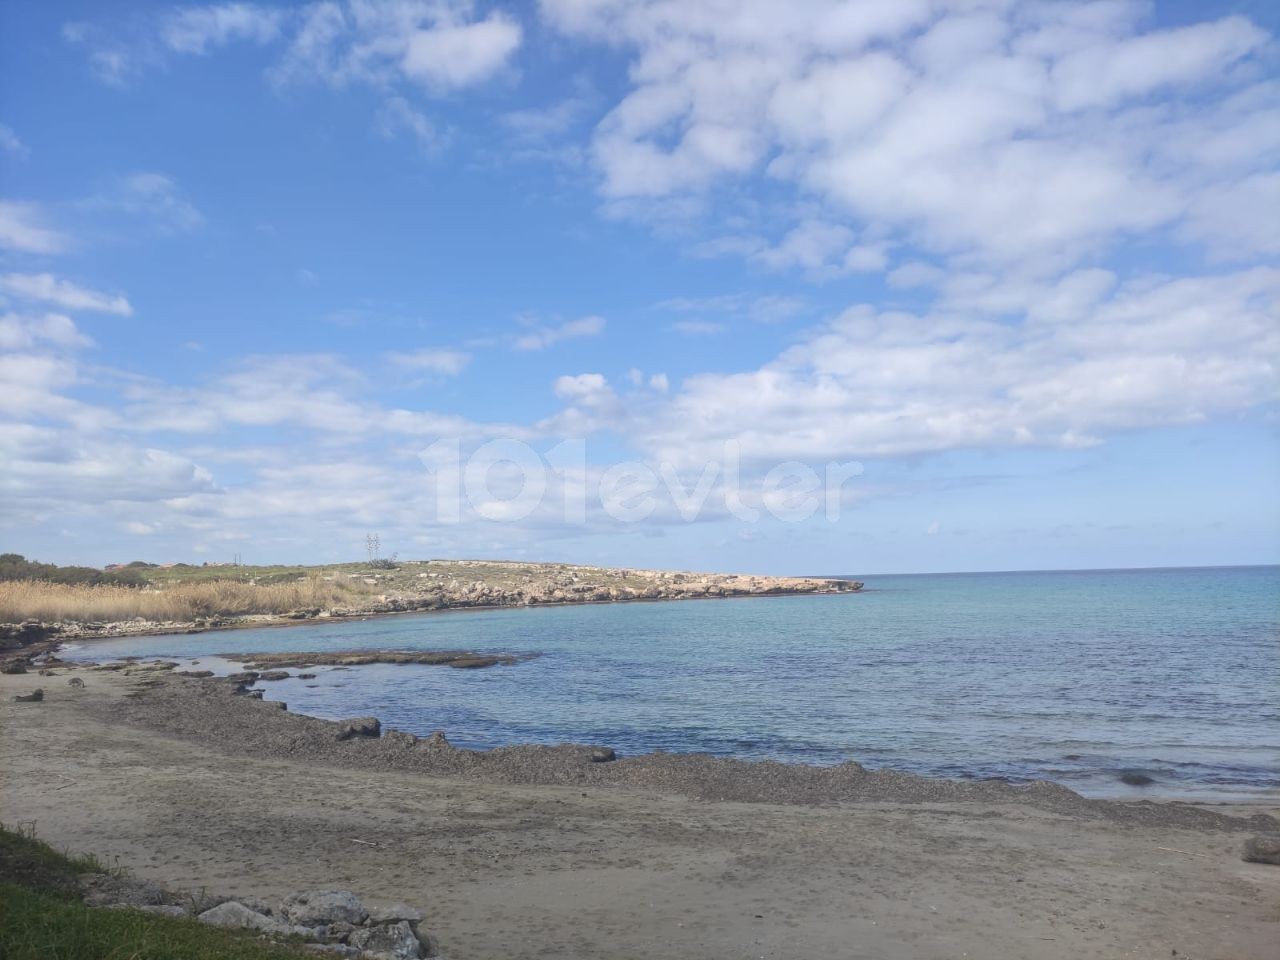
0,577,373,624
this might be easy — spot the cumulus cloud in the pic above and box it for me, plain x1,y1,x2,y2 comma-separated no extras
543,0,1278,271
0,273,133,315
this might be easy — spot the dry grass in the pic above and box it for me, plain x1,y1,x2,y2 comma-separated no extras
0,578,373,624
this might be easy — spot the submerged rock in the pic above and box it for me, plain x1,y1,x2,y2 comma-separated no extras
1118,771,1155,786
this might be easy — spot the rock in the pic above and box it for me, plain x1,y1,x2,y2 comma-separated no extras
297,673,317,679
1,659,28,674
366,903,424,924
179,670,214,678
1118,771,1155,786
590,747,616,763
336,717,381,741
1243,836,1280,865
226,671,260,684
425,730,450,748
348,919,422,959
198,900,314,937
320,920,358,942
258,670,291,681
12,688,43,702
305,945,361,958
280,889,369,926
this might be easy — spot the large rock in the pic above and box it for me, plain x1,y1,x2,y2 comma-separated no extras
348,920,422,959
336,718,381,741
1243,836,1280,865
198,900,305,936
366,903,424,924
280,889,369,926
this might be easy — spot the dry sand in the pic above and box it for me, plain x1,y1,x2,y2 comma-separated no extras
2,666,1278,960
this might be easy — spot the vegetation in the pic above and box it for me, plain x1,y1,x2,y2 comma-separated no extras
0,577,375,624
0,823,308,960
0,554,146,587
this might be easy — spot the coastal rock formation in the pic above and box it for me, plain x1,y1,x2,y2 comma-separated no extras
0,560,863,649
241,651,518,670
337,717,382,740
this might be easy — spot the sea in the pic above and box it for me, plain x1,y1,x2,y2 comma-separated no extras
62,565,1280,801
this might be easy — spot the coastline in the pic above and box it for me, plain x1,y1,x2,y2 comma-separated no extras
3,665,1278,960
1,562,863,663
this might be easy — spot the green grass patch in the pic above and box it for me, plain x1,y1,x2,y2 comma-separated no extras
0,825,307,960
0,885,308,960
0,821,107,897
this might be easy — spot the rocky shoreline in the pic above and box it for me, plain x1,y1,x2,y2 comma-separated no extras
0,561,863,670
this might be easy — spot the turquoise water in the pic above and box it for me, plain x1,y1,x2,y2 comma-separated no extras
66,566,1280,800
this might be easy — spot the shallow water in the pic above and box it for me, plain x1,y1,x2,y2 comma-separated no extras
65,565,1280,801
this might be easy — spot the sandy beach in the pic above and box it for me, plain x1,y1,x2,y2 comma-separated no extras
2,665,1278,960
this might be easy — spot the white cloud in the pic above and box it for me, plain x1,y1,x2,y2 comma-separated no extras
375,97,446,152
0,312,94,351
634,266,1280,466
0,124,28,158
544,1,1278,271
0,273,133,315
390,348,471,376
401,13,521,89
161,3,284,55
0,201,66,254
514,315,606,350
270,0,522,92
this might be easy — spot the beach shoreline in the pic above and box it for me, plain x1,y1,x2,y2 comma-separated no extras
3,665,1278,960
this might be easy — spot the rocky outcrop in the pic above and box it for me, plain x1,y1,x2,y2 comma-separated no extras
241,651,517,670
337,717,382,740
79,871,436,959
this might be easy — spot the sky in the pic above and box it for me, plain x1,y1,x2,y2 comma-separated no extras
1,0,1278,575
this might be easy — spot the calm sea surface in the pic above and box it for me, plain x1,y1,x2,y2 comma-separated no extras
65,566,1279,800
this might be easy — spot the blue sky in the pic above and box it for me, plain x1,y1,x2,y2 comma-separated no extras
1,0,1277,574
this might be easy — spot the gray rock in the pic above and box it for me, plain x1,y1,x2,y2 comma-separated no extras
1118,771,1154,786
319,920,358,943
366,903,424,924
349,919,422,959
336,717,381,741
304,945,361,958
281,889,369,926
258,670,291,681
198,900,313,937
1243,835,1280,865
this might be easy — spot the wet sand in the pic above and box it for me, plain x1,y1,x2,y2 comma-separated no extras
2,667,1278,960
